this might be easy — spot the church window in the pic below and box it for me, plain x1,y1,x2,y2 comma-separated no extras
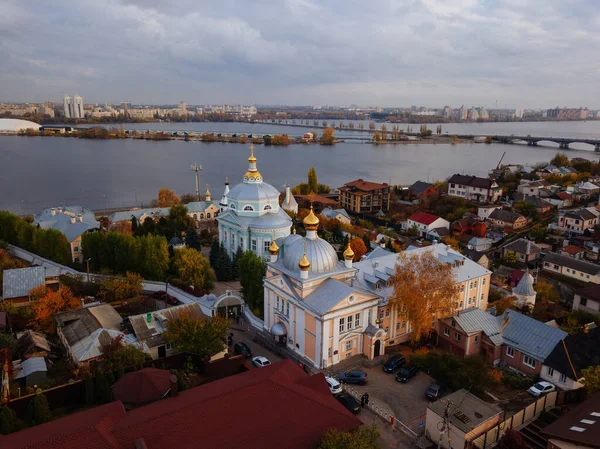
251,239,257,251
230,203,236,209
264,241,271,253
239,237,244,249
207,213,211,219
223,232,227,243
286,302,290,317
276,296,280,310
263,204,272,210
346,315,353,331
385,308,390,317
339,318,345,333
355,313,360,328
379,309,384,319
199,213,204,219
244,205,254,211
345,341,352,351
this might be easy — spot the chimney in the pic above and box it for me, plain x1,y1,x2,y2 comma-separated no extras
78,215,83,222
169,374,179,397
51,208,56,216
70,216,76,224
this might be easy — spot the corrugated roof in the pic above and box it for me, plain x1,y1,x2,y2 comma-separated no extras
408,212,442,226
33,206,99,242
429,389,501,433
505,238,541,256
541,393,600,447
454,308,503,345
13,357,47,379
543,253,600,276
2,266,45,299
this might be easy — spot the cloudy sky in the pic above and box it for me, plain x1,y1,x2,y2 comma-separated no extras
1,0,598,108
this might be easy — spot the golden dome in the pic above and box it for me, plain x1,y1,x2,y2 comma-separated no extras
303,206,319,230
269,239,280,255
243,171,262,181
298,252,311,271
248,144,257,163
292,226,296,234
343,242,355,261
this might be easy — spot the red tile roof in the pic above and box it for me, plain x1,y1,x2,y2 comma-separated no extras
408,212,441,225
2,360,360,449
556,191,572,200
562,245,586,255
341,179,388,192
111,368,171,406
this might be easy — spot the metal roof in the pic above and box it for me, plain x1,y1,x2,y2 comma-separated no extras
454,307,503,345
543,253,600,276
429,389,501,433
14,357,47,379
302,279,376,316
512,271,536,297
2,266,45,299
33,206,99,242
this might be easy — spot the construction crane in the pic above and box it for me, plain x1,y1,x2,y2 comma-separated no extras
496,152,506,170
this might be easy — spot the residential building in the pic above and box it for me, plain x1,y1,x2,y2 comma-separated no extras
556,208,599,234
17,330,51,359
1,266,48,307
560,244,586,259
217,145,292,258
517,180,550,197
178,101,187,115
462,248,490,269
488,209,527,230
573,284,600,313
452,216,477,235
63,94,84,119
281,184,298,215
12,357,47,387
513,194,553,214
477,205,502,221
542,253,600,284
185,185,220,221
0,360,360,449
54,304,133,368
320,207,351,225
426,389,501,449
540,326,600,391
339,179,390,214
503,238,542,263
438,308,567,375
547,191,573,209
407,181,436,199
294,194,339,214
541,392,600,449
447,174,502,203
406,212,450,238
33,206,99,263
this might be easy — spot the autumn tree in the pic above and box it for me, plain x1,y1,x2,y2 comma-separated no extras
103,337,149,372
97,272,143,302
368,122,376,130
272,134,291,146
157,188,180,207
308,167,319,193
238,250,266,315
164,312,229,358
492,296,516,315
390,251,457,343
320,128,336,145
582,366,600,396
173,247,215,291
503,250,517,265
317,424,380,449
536,281,560,303
349,237,367,262
31,285,81,333
550,153,571,168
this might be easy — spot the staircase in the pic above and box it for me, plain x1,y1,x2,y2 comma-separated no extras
518,408,562,449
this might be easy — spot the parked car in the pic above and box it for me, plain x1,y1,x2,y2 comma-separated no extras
325,376,343,395
335,393,361,414
396,365,419,383
337,370,368,385
233,342,252,358
383,354,406,373
251,356,271,368
425,382,443,401
528,381,556,397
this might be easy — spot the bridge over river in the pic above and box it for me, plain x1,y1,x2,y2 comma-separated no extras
490,135,600,151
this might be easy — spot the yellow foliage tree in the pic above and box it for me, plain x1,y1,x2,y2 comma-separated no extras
390,251,457,343
320,128,336,145
157,188,180,207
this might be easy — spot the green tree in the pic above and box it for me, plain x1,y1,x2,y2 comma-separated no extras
95,369,112,404
0,406,20,435
308,167,319,194
173,247,215,290
137,234,170,280
0,334,17,353
503,250,517,265
185,228,201,250
131,216,139,235
84,372,95,405
317,424,380,449
164,312,229,357
97,272,143,302
238,250,266,314
582,366,600,396
31,393,51,425
232,246,243,280
515,201,538,219
104,343,149,372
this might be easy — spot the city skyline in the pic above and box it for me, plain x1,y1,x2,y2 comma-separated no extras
1,0,599,108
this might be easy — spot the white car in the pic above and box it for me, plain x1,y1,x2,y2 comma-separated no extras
325,376,342,395
528,381,556,397
252,356,271,368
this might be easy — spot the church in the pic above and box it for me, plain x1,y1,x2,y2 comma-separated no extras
217,145,292,258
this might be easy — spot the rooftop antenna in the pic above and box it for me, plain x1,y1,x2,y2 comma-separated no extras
191,162,203,198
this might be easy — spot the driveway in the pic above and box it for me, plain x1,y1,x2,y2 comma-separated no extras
229,328,284,370
339,365,435,433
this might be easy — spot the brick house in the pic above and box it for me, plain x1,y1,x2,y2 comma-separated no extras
407,181,436,199
556,208,598,234
437,308,567,376
339,179,390,214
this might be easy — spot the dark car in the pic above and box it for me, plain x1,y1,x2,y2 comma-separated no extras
337,370,368,385
425,382,443,401
233,342,253,357
396,365,419,383
335,393,361,414
383,354,406,373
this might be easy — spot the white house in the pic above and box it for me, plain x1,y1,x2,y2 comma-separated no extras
447,174,502,203
406,212,450,238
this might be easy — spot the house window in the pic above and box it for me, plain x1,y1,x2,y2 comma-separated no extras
339,318,345,333
286,301,289,317
251,239,257,251
481,294,484,301
559,373,567,383
580,297,588,306
402,321,406,328
473,280,478,288
166,343,173,351
276,296,280,310
506,347,515,358
328,347,332,357
474,336,479,344
73,246,79,252
385,308,390,317
355,313,360,328
264,241,271,253
207,213,211,219
454,332,461,341
379,310,384,319
483,279,486,285
451,320,456,327
385,326,389,333
523,355,536,369
396,323,400,331
444,327,450,337
345,341,352,351
547,367,554,376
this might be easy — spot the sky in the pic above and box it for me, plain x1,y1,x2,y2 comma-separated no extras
1,0,599,108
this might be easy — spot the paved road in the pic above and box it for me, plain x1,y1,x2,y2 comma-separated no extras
358,409,416,449
229,327,284,369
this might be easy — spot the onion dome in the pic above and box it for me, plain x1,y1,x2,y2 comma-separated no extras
298,252,311,271
292,226,296,234
205,184,211,201
303,206,319,231
343,242,355,261
269,239,280,255
243,144,262,183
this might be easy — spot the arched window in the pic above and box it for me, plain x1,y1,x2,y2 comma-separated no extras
194,214,198,220
263,204,272,211
199,213,204,219
244,206,254,211
207,213,211,218
229,203,236,209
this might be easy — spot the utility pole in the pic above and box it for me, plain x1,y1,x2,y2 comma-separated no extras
86,258,92,283
191,163,203,198
437,401,452,449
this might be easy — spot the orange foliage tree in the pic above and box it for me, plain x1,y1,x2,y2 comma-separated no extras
390,251,457,343
157,188,180,207
349,237,367,262
30,285,81,333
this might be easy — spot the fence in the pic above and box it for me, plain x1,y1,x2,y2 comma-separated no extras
471,391,557,449
243,307,264,330
342,383,418,441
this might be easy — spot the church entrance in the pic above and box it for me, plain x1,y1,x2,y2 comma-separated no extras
374,340,382,358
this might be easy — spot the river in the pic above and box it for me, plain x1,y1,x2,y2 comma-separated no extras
1,121,599,215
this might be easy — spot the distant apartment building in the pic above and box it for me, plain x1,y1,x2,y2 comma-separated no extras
442,106,452,118
178,101,187,115
120,102,132,110
447,174,502,203
339,179,390,214
63,95,84,119
547,107,589,120
203,105,257,117
514,108,524,119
